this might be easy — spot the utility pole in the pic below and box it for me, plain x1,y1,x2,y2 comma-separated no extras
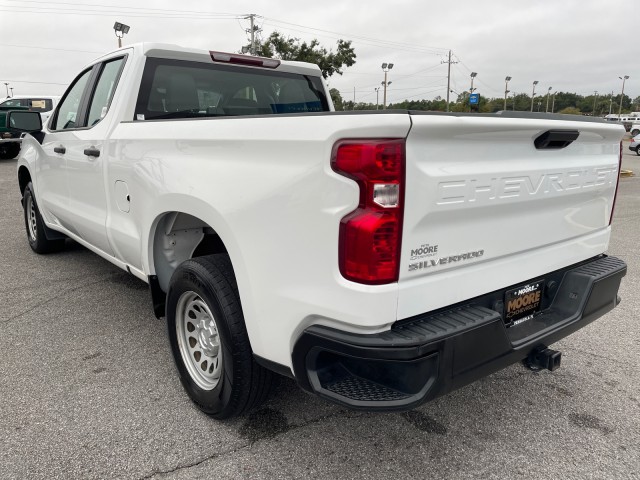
441,50,457,112
593,91,598,117
245,14,260,55
530,80,538,112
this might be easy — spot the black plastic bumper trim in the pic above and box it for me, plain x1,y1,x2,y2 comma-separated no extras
291,255,626,411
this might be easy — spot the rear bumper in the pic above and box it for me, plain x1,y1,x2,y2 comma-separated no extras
292,255,626,411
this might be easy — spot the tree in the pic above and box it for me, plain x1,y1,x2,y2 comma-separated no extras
558,107,581,115
330,88,344,111
255,32,356,79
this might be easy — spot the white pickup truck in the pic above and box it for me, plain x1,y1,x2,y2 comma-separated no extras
10,43,627,418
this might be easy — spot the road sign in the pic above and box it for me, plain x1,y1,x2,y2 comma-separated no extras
469,93,480,105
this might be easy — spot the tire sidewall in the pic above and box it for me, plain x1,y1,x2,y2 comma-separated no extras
166,261,237,416
24,183,43,252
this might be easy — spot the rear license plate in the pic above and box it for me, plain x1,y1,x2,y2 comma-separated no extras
505,281,545,325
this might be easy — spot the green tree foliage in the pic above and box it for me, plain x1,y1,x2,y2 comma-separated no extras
558,106,582,115
255,32,356,79
330,88,344,111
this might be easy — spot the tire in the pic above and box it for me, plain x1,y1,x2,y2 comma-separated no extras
0,142,20,160
23,182,65,254
167,254,273,419
636,146,640,156
632,129,640,137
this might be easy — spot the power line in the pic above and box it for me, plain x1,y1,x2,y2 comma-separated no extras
261,17,448,55
0,43,103,54
1,79,70,86
0,0,241,16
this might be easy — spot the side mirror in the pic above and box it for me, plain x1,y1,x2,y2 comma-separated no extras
7,110,42,133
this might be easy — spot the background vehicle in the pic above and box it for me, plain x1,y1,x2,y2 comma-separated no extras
11,43,627,419
629,134,640,154
0,95,60,159
0,95,60,124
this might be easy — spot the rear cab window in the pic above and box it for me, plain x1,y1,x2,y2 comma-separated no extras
135,57,329,120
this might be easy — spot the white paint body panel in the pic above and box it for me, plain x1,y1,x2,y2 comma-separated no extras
17,43,626,371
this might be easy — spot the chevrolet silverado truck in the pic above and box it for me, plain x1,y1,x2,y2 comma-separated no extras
10,43,627,419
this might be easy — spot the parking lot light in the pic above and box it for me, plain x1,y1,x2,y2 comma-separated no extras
531,80,538,112
114,22,130,48
504,76,511,110
619,75,629,116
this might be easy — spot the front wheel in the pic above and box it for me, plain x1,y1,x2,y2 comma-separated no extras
23,182,65,253
636,146,640,156
166,254,273,418
631,129,640,137
0,142,20,160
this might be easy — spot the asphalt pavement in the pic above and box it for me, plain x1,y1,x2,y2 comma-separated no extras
1,144,638,480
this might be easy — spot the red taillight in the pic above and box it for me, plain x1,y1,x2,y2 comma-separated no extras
331,139,405,284
610,141,623,225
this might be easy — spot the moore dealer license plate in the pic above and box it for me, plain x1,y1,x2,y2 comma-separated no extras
504,281,545,325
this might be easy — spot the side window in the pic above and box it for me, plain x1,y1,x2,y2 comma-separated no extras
53,69,92,130
87,58,125,127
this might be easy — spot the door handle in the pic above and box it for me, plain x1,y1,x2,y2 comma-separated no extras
53,145,66,154
84,146,100,158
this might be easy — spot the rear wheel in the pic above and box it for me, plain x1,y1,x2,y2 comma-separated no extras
636,146,640,156
23,182,65,253
167,254,273,418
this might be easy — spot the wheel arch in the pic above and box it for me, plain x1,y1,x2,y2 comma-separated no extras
146,205,247,320
18,165,32,196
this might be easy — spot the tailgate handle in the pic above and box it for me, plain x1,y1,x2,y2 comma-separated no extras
534,130,579,150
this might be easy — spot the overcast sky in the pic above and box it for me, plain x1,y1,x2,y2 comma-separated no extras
0,0,635,107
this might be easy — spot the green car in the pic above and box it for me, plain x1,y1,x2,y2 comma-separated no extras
0,104,29,160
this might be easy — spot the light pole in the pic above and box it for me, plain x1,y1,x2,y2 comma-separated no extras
374,87,380,110
504,76,511,110
9,87,13,97
618,75,629,116
545,87,552,113
530,80,538,112
551,92,557,113
609,91,614,115
113,22,130,48
470,72,477,95
537,101,541,112
593,91,598,117
381,62,394,110
3,83,8,97
512,91,517,111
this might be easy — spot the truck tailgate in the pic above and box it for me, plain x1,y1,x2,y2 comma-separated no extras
397,113,624,319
